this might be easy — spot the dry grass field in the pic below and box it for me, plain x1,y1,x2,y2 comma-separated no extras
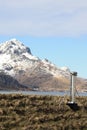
0,94,87,130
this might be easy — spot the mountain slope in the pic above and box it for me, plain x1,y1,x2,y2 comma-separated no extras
0,72,29,90
0,39,86,91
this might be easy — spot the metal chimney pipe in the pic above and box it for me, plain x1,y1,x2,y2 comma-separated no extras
70,72,77,103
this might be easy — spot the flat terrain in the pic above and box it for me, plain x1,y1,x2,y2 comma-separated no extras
0,94,87,130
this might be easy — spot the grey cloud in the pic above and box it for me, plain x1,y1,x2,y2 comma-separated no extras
0,0,87,36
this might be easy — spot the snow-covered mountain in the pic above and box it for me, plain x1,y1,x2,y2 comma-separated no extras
0,39,70,77
0,39,86,91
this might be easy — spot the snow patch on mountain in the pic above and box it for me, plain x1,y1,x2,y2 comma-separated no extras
41,59,70,78
23,52,39,60
61,67,70,72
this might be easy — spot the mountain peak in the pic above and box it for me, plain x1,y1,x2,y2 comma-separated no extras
0,39,32,55
8,38,25,48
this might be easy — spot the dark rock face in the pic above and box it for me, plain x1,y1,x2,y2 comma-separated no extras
0,72,29,90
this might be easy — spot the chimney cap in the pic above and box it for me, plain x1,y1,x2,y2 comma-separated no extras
70,71,77,76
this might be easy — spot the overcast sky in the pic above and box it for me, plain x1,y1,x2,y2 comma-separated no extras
0,0,87,78
0,0,87,36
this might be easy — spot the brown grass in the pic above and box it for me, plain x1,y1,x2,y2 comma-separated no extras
0,94,87,130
